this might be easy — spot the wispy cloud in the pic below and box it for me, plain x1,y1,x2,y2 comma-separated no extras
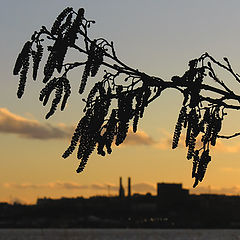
190,185,240,195
3,181,156,193
0,108,73,140
212,140,240,153
0,108,158,145
123,128,157,146
1,108,239,153
153,129,240,153
132,182,156,192
3,182,115,191
4,182,88,190
4,181,240,196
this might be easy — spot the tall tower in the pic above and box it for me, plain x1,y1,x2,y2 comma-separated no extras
119,177,125,198
128,177,131,197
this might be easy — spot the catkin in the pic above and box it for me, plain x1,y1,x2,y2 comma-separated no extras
51,7,73,35
172,106,187,149
32,44,43,80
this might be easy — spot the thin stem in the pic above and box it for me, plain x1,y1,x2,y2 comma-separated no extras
204,52,240,85
218,132,240,139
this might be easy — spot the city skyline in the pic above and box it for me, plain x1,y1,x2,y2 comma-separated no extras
3,176,240,205
2,179,240,229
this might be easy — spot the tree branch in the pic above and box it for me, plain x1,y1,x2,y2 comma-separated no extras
13,7,240,188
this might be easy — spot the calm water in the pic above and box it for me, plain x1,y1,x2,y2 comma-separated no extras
0,229,240,240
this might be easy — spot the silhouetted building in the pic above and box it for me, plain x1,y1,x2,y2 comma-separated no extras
157,183,189,199
119,177,125,198
128,177,131,198
3,179,240,228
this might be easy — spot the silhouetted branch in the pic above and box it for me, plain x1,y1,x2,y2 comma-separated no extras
202,52,240,85
218,132,240,139
13,7,240,187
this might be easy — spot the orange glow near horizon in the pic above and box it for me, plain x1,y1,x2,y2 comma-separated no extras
1,107,240,204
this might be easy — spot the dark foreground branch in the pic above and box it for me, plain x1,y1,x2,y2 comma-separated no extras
13,7,240,187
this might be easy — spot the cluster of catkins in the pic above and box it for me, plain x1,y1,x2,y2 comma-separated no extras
79,40,104,94
39,76,71,119
172,105,222,187
13,40,43,98
13,7,105,121
43,7,85,83
13,8,86,98
63,81,156,172
62,82,111,172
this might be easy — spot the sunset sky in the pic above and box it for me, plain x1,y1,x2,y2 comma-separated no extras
2,1,240,204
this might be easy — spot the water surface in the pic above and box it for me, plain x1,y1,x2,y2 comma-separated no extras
1,229,240,240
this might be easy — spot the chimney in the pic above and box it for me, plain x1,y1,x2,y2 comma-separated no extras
128,177,131,197
119,177,125,198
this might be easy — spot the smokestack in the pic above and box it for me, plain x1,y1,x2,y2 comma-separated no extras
128,177,131,197
119,177,125,198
